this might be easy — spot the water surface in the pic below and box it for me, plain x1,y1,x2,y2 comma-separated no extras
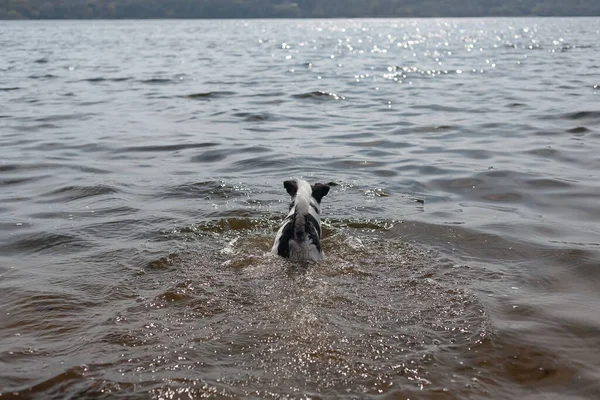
1,18,599,399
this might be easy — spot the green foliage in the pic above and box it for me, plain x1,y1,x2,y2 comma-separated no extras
1,0,599,19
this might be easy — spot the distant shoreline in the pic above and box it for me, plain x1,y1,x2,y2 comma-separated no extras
2,15,599,21
2,0,599,21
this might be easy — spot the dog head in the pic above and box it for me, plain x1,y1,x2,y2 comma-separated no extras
283,180,330,209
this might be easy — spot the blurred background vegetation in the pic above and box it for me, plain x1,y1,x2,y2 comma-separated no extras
1,0,599,19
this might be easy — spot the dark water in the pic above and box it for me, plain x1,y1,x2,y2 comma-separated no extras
1,18,599,399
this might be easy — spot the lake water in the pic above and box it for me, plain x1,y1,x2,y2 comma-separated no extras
1,18,599,399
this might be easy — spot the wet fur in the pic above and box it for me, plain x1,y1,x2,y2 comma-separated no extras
272,179,330,262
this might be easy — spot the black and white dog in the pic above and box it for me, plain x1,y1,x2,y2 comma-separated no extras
272,179,330,262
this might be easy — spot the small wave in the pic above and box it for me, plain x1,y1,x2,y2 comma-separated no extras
196,217,273,234
328,131,377,140
0,232,92,255
0,174,51,187
219,155,292,173
560,44,594,52
524,178,574,189
567,127,590,134
39,184,120,203
182,91,236,100
0,164,22,173
558,111,600,121
34,113,95,122
71,165,111,174
190,149,230,163
28,74,58,80
140,78,173,84
79,219,150,240
0,87,20,91
525,147,561,158
412,104,481,113
82,77,106,82
232,111,276,121
0,163,106,175
3,365,91,399
403,124,457,133
345,139,409,148
79,77,133,83
483,192,522,202
244,91,286,98
5,291,95,317
146,253,183,271
293,90,345,100
327,159,387,169
383,66,467,82
240,145,271,154
118,142,219,153
190,146,272,166
158,181,256,201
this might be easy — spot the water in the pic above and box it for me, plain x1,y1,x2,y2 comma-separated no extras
1,18,599,399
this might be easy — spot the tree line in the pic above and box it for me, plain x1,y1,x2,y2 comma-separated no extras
2,0,599,19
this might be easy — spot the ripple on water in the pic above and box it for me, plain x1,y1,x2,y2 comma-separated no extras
157,181,258,204
182,91,237,100
345,139,414,149
566,126,590,134
483,192,523,202
28,74,59,80
33,113,95,123
139,78,174,85
158,181,227,200
558,110,600,121
0,173,51,187
118,142,220,153
232,111,278,122
445,177,484,189
429,169,568,205
292,90,346,100
523,146,580,164
327,159,387,169
190,149,230,163
219,155,294,174
1,216,597,399
73,230,490,398
1,18,600,400
0,232,93,255
523,177,574,189
77,77,133,83
38,185,120,203
356,148,398,158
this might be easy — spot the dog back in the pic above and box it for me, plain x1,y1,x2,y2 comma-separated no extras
272,179,330,262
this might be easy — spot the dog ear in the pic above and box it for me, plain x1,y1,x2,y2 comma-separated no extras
283,180,298,197
311,183,330,203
